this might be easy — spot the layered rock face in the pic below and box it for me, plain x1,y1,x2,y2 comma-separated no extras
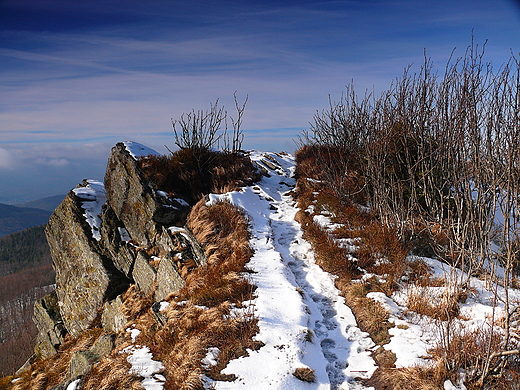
35,142,204,359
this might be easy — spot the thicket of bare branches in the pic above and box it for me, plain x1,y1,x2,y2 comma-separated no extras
171,92,248,153
301,41,520,386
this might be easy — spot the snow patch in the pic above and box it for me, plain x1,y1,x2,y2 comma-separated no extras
123,345,165,390
123,141,161,159
208,152,376,389
66,379,81,390
72,180,106,241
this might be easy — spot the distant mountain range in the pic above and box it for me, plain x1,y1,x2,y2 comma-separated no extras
17,194,65,212
0,195,65,237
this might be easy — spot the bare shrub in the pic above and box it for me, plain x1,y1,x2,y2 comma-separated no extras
298,40,520,384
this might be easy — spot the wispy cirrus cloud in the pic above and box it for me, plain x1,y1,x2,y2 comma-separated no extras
1,0,519,202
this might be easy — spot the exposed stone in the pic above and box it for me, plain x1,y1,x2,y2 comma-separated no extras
67,350,98,380
155,256,185,302
99,205,136,278
66,334,115,381
45,190,131,337
32,291,67,359
104,143,190,247
151,302,168,326
34,141,209,360
132,251,157,296
101,295,127,334
89,333,116,358
164,226,206,267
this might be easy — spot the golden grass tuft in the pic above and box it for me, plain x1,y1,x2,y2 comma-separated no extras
343,283,394,347
293,367,316,382
80,351,141,390
367,364,447,390
406,289,460,322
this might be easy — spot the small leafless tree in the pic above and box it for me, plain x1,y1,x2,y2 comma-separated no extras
172,99,227,151
224,91,248,153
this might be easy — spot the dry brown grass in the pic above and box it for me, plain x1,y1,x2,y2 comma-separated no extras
343,283,394,347
184,199,254,306
294,144,366,205
292,367,316,382
367,364,447,390
150,199,259,389
295,210,359,281
139,149,260,205
406,289,460,322
80,351,140,390
10,328,104,390
8,198,258,390
121,284,154,321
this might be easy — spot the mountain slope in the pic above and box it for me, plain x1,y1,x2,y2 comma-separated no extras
205,152,376,389
0,204,51,237
7,145,520,390
17,195,65,212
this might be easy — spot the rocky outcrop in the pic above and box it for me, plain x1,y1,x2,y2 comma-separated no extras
45,188,130,337
36,141,206,359
104,142,190,247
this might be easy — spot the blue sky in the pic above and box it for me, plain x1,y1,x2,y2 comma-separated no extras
1,0,520,203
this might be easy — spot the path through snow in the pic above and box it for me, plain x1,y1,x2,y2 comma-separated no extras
207,152,376,390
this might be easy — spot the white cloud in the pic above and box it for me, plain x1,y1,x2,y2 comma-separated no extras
34,157,69,166
0,147,14,169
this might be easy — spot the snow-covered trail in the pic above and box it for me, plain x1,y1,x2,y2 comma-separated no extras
207,152,376,390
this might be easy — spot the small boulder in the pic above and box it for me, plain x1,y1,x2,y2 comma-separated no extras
101,295,127,334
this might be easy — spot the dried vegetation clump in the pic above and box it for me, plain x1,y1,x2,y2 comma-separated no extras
138,148,261,205
149,199,260,389
292,366,316,382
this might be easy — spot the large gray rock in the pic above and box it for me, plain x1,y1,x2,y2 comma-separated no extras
36,141,209,359
104,143,190,247
32,291,67,359
45,189,130,337
155,256,185,302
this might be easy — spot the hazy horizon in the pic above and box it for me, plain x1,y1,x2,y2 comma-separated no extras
1,0,520,204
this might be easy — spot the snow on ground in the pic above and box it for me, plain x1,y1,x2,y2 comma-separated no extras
121,326,166,390
207,152,376,390
72,179,106,241
123,141,160,159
